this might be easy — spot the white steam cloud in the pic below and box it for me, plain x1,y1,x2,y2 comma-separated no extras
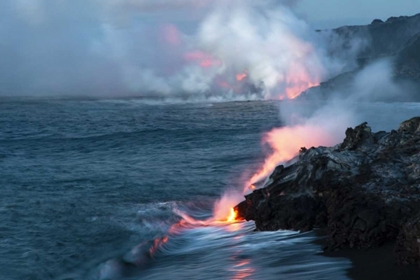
198,1,325,99
212,57,420,220
229,57,419,207
1,0,363,100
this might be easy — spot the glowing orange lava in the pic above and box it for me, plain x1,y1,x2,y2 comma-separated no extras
285,81,319,99
246,124,337,188
210,68,323,224
279,65,321,100
236,72,247,81
200,58,218,68
227,208,238,223
183,51,222,68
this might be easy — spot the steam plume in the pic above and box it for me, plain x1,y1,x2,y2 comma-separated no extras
1,0,359,100
213,57,420,222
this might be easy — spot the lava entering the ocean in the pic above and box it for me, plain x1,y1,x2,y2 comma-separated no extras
227,208,239,223
212,116,341,225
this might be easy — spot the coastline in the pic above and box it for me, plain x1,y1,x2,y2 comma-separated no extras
236,117,420,274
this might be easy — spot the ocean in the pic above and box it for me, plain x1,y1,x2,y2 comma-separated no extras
1,97,419,280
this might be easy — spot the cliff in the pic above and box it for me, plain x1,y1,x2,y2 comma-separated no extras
306,13,420,101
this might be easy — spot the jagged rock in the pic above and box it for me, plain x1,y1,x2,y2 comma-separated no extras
340,122,373,150
386,16,409,23
334,13,420,59
235,117,420,263
398,117,420,134
371,19,384,25
304,13,420,101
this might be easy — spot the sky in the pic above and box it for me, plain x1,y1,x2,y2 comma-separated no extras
296,0,420,29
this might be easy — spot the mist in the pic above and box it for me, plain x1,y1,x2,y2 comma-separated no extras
246,58,420,187
1,0,362,100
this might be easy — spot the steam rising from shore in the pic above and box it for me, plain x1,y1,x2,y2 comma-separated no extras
249,59,409,188
2,0,359,99
213,58,414,222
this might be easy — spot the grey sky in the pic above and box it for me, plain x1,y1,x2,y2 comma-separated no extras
295,0,420,29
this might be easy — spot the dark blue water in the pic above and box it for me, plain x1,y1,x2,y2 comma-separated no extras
0,98,356,279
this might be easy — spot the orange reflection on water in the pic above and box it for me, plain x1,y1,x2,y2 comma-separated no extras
231,259,255,280
226,221,243,233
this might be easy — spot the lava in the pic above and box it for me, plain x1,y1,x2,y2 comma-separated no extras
284,80,319,99
277,62,321,100
236,72,248,81
208,68,323,224
246,124,337,189
200,58,218,68
183,51,222,68
227,208,238,223
283,72,320,100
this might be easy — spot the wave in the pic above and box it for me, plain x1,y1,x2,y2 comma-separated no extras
85,200,351,280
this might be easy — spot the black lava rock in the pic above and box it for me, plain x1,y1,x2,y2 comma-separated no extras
235,117,420,264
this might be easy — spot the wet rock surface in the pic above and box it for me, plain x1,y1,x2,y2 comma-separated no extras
235,117,420,265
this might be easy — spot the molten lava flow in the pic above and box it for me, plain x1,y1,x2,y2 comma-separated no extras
210,84,329,225
283,73,319,99
279,64,321,100
246,124,338,189
227,208,238,223
284,80,319,99
236,72,247,81
212,191,245,224
183,47,320,98
183,51,222,68
200,58,218,68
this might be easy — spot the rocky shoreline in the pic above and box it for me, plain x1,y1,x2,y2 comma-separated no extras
305,13,420,101
235,117,420,266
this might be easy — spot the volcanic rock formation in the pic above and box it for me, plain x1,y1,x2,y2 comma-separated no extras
235,117,420,265
306,13,420,100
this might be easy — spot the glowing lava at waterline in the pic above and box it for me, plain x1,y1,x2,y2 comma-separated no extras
214,119,342,224
227,208,239,223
